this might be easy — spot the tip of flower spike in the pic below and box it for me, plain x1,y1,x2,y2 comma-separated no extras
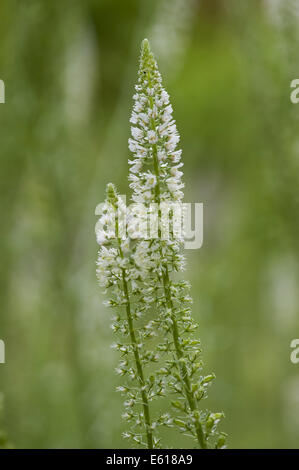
106,183,118,205
106,182,115,191
139,38,157,77
141,38,150,52
140,38,155,61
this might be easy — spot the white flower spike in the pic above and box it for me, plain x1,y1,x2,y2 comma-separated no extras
96,39,226,450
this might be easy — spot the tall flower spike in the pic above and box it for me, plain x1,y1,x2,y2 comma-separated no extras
96,183,169,448
128,39,226,448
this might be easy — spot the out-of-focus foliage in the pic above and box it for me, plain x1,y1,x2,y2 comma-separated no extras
0,0,299,448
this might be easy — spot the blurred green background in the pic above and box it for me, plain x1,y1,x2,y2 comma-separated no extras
1,0,299,448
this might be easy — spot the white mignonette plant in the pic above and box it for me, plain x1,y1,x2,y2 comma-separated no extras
96,39,227,449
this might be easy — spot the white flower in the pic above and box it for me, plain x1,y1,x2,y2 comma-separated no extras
128,138,137,152
134,101,143,113
96,230,107,245
148,130,158,144
143,190,152,202
170,166,183,178
166,177,184,194
133,241,152,270
100,213,114,226
130,112,138,124
161,90,169,104
157,150,167,162
168,123,177,135
130,160,142,174
166,134,180,151
156,90,169,107
162,104,173,123
145,173,157,188
138,112,149,127
131,126,143,141
158,123,169,137
169,150,182,163
121,238,130,252
148,105,158,119
136,146,147,158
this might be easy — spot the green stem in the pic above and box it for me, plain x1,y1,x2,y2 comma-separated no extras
116,214,153,449
147,73,207,448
